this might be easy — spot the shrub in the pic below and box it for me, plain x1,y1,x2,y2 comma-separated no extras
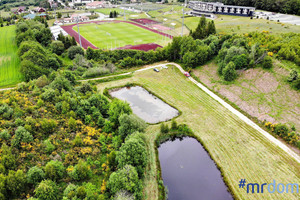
68,46,84,59
43,139,56,154
0,144,16,170
274,124,289,137
160,123,169,134
63,184,78,199
6,170,26,196
45,160,65,181
40,119,57,135
222,62,237,81
35,180,59,200
49,75,72,92
76,186,86,199
41,88,56,102
68,160,92,181
0,104,13,120
262,56,273,69
12,126,33,148
0,130,10,140
27,166,45,185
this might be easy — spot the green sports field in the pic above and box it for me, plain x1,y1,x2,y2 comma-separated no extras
0,25,23,87
73,22,170,49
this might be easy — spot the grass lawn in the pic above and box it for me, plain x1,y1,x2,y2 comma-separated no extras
94,8,135,15
96,64,300,200
0,25,23,88
214,14,300,34
73,22,171,49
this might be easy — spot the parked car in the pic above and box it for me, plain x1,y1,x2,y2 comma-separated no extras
184,72,190,77
162,65,168,69
154,68,160,72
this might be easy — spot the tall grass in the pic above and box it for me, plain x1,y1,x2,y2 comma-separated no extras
0,25,23,87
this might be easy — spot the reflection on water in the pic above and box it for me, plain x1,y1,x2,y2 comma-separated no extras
110,86,179,123
158,137,233,200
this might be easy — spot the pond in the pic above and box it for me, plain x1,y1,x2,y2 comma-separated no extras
109,86,179,123
158,137,233,200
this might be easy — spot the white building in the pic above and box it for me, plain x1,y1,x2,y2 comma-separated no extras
72,0,94,5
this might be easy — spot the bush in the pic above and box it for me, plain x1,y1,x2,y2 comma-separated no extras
63,184,78,199
20,60,44,82
49,75,72,92
41,88,56,102
45,160,65,181
12,126,33,148
0,103,13,120
40,119,57,135
0,130,10,140
43,139,56,154
0,144,16,170
118,114,147,140
274,124,289,137
262,56,273,69
222,61,237,81
160,123,169,134
68,46,84,59
68,160,92,181
35,180,59,200
27,166,45,185
6,170,26,196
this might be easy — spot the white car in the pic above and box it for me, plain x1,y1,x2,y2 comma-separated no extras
162,65,168,69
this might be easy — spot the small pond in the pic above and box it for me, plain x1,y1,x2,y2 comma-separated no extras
109,86,179,123
158,137,233,200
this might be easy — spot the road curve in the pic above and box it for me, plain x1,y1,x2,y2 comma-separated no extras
1,62,299,163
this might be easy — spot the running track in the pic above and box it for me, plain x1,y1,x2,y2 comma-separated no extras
61,20,173,50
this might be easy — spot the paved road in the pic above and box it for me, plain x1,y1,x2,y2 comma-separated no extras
1,62,299,163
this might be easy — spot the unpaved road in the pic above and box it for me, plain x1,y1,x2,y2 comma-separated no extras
1,62,299,163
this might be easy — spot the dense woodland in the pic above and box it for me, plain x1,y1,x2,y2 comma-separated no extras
202,0,300,15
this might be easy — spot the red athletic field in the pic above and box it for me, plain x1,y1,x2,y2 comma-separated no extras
117,43,162,51
61,20,172,51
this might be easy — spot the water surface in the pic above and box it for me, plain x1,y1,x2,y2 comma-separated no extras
110,86,179,123
158,137,233,200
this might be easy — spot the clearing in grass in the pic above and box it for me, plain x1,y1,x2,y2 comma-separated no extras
0,25,23,87
73,22,171,49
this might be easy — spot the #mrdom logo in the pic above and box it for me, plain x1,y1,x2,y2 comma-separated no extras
238,179,299,194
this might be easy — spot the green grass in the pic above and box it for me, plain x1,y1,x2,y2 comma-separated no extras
96,64,300,200
0,25,23,87
93,8,135,15
214,14,300,34
73,22,171,49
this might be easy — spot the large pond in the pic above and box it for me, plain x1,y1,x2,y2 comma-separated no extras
158,137,233,200
109,86,179,123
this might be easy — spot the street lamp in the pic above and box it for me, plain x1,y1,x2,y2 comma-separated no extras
76,16,82,47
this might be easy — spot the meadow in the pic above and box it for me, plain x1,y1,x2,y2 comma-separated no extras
0,25,22,88
73,22,170,49
96,64,300,200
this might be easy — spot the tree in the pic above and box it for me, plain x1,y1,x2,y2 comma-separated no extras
117,137,148,178
107,165,142,199
68,46,84,59
45,160,65,181
27,166,45,185
20,60,44,82
207,20,216,35
222,61,237,81
232,54,248,69
0,174,6,198
109,11,113,18
118,114,147,139
51,41,65,55
35,180,59,200
57,12,62,18
6,170,26,197
108,99,132,127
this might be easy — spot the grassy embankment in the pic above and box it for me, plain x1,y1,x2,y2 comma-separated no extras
193,59,300,131
96,64,300,200
0,25,23,88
